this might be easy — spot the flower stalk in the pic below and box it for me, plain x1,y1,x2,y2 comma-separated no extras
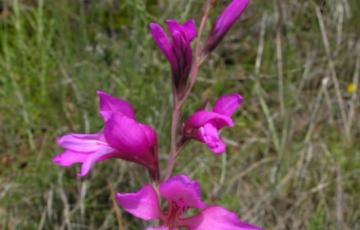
164,1,215,181
53,0,260,229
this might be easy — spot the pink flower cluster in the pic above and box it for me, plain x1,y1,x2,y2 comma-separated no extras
53,1,261,229
117,175,259,230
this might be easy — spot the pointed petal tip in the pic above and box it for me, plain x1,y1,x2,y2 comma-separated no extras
183,19,196,30
116,185,160,221
228,119,235,127
210,146,226,155
78,165,91,177
52,155,61,165
56,136,64,146
96,90,105,96
96,90,113,102
235,94,244,105
165,19,176,24
97,91,136,119
149,22,161,30
213,93,244,117
52,153,70,167
76,172,87,177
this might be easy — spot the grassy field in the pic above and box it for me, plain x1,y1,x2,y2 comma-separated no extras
0,0,359,229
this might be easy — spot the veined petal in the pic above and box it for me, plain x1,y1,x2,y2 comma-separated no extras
97,91,135,121
54,131,121,176
186,111,234,129
104,113,158,171
116,185,160,221
53,146,116,177
78,146,115,177
57,133,107,153
52,150,88,167
198,123,226,154
181,206,262,230
213,94,243,117
104,114,151,155
160,175,206,210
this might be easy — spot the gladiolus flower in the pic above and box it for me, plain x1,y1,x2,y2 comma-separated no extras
149,20,197,96
183,94,243,154
116,175,261,230
204,0,249,53
52,91,159,179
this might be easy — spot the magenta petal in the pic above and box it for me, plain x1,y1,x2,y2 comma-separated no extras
166,20,183,36
208,139,226,154
160,175,206,210
213,94,243,117
198,123,226,154
206,0,249,52
146,227,169,230
97,91,135,121
116,185,160,221
215,0,249,33
166,19,196,42
166,19,194,42
104,114,150,154
57,133,107,153
149,22,177,69
54,131,119,176
183,20,197,41
182,206,262,230
186,111,234,129
166,20,192,73
104,113,157,168
150,19,196,94
52,150,88,167
139,124,158,148
78,146,115,177
53,147,116,177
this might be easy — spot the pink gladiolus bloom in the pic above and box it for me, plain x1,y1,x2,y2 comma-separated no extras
53,91,159,178
116,175,261,230
205,0,249,53
149,20,196,95
183,94,243,154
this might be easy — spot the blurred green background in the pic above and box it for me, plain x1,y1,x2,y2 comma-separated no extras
0,0,359,229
